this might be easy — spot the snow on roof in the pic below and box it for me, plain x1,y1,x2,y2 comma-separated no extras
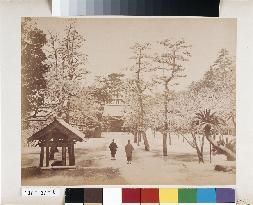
56,118,86,140
103,104,125,117
28,118,85,142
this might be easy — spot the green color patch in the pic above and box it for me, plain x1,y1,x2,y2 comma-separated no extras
178,188,197,203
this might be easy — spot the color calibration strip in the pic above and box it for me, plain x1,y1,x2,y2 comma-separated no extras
60,0,220,17
65,188,235,204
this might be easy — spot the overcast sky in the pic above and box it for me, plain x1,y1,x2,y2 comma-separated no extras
35,17,236,90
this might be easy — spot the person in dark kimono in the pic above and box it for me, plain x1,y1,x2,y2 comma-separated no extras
125,140,134,164
109,139,118,160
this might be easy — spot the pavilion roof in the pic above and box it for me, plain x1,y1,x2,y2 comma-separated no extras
27,118,85,143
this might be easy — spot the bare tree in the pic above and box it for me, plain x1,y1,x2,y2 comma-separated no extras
154,39,191,156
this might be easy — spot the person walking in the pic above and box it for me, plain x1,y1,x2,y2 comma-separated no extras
125,140,134,164
109,139,118,160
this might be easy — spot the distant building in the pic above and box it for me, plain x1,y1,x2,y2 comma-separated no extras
102,97,125,132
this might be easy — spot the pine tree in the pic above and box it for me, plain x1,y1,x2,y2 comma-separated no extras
154,38,191,156
124,42,152,151
21,17,48,122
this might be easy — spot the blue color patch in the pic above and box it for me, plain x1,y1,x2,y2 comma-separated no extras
197,188,216,203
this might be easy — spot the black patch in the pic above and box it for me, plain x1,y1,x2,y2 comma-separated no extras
65,188,84,203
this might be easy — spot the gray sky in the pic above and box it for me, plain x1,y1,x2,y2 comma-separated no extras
36,17,236,90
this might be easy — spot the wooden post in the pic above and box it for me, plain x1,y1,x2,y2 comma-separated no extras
68,145,73,166
39,146,44,167
68,145,71,166
62,146,66,166
210,142,212,163
71,144,75,166
46,147,50,167
68,143,75,166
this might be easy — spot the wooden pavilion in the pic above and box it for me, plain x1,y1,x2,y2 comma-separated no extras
28,118,84,168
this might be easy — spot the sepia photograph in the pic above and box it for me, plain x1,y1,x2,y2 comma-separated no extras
21,17,236,186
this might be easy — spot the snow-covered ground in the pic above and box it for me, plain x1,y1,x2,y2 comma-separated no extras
22,131,235,185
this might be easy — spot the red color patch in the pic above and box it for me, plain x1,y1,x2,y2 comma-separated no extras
122,188,141,203
141,188,159,203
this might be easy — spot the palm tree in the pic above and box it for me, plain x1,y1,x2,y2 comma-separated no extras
194,109,236,161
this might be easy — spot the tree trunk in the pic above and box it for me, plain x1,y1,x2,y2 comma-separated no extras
163,132,168,156
137,131,140,146
204,125,236,161
193,133,204,163
200,135,205,155
162,82,169,156
169,132,172,145
65,99,70,123
134,131,137,143
142,131,150,151
196,144,204,163
139,131,142,142
197,149,204,163
231,114,236,135
206,134,236,161
135,67,149,151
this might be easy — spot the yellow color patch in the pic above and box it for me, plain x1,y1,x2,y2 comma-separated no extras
160,204,178,205
159,188,178,203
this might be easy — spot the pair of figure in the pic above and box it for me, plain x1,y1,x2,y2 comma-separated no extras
109,139,134,164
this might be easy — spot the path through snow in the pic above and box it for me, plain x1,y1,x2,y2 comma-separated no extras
74,131,235,185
